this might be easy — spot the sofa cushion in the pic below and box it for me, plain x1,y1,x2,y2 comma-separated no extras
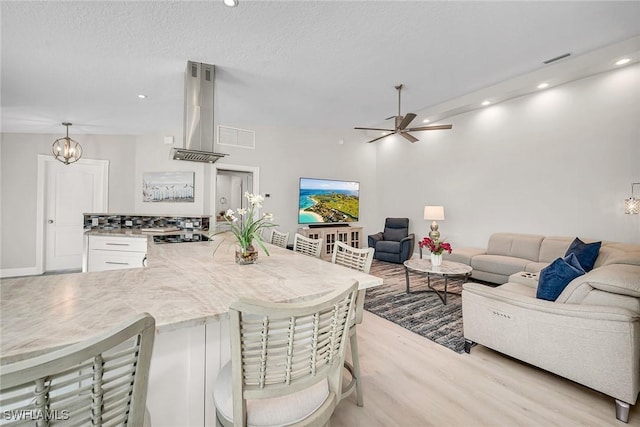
487,233,544,261
471,254,530,277
536,254,585,301
538,236,573,263
601,251,640,267
565,237,601,272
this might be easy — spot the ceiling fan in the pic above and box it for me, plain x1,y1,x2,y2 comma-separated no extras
354,84,452,143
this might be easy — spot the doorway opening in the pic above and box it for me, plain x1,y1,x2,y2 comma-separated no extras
211,164,259,230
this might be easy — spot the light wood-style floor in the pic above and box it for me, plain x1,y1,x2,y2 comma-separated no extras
333,311,639,427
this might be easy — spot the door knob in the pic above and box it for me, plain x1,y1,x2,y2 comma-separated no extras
48,220,54,224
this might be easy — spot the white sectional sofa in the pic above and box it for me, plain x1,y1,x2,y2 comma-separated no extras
449,232,640,422
445,233,598,284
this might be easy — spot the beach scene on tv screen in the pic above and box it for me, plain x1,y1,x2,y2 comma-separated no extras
299,178,359,224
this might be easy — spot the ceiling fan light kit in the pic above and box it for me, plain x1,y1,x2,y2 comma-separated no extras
355,84,452,143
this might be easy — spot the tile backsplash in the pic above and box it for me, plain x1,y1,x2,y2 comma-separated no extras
83,213,210,231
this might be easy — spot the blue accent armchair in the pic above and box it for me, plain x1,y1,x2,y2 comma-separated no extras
368,218,415,264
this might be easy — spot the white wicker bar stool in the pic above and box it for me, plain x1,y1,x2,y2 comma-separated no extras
293,233,323,258
331,241,374,407
269,229,290,248
0,313,156,427
213,281,358,427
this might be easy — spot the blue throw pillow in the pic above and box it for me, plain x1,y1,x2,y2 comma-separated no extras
564,237,601,272
536,256,585,301
563,252,585,273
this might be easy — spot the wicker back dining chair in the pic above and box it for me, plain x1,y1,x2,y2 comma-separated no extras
293,233,323,258
0,313,155,427
269,229,290,249
213,281,358,427
331,241,374,407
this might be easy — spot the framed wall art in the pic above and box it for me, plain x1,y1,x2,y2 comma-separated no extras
143,171,194,203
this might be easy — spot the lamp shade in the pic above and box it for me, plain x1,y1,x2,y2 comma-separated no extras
625,197,640,215
624,183,640,214
424,206,445,221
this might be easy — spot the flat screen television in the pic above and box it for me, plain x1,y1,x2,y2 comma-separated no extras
298,177,359,225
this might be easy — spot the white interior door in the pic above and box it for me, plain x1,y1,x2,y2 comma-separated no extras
44,159,108,272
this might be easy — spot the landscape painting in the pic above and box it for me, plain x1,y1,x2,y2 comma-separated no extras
143,171,194,203
298,178,359,224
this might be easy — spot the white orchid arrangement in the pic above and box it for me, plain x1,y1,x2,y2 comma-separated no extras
219,192,276,256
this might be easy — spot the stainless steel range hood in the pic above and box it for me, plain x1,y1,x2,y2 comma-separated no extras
171,61,228,163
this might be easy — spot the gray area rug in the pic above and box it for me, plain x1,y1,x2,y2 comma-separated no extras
365,260,466,353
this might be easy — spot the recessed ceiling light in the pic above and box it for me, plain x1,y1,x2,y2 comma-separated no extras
422,119,430,123
537,83,549,89
616,58,631,66
137,94,147,99
223,0,239,6
481,100,491,106
382,132,388,136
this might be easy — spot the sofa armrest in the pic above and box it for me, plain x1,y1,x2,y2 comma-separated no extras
368,232,383,248
399,233,415,262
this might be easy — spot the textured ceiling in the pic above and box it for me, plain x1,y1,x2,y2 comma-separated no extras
1,1,639,136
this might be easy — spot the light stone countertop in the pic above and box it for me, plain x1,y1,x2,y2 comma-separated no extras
0,234,382,363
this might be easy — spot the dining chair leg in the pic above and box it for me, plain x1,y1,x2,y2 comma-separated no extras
350,328,364,407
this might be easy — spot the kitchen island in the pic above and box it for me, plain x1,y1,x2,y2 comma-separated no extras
0,233,382,426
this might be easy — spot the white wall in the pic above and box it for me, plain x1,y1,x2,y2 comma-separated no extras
376,64,640,248
210,125,379,244
0,133,137,269
133,132,207,215
131,125,379,242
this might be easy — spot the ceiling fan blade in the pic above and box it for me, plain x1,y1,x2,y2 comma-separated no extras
366,132,395,144
406,124,453,131
400,132,419,143
354,126,395,132
397,113,417,130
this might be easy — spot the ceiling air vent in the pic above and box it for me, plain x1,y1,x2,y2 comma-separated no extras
543,53,571,64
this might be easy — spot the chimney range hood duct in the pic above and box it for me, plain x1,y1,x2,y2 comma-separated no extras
171,61,228,163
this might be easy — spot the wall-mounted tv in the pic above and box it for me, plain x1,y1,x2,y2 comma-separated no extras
298,178,359,225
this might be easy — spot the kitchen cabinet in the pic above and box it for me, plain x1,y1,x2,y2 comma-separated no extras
84,235,147,272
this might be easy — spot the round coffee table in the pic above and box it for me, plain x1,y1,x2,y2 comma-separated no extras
403,259,473,305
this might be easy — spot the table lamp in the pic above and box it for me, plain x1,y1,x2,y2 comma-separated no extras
424,205,445,241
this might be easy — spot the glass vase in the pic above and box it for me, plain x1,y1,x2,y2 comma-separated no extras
235,245,258,265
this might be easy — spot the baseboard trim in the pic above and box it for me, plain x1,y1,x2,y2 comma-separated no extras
0,266,41,278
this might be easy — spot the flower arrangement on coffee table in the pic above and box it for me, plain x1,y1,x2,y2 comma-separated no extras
418,237,452,255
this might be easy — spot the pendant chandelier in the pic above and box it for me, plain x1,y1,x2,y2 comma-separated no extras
52,122,82,165
624,183,640,215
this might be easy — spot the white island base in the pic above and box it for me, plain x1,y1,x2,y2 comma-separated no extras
148,318,230,427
